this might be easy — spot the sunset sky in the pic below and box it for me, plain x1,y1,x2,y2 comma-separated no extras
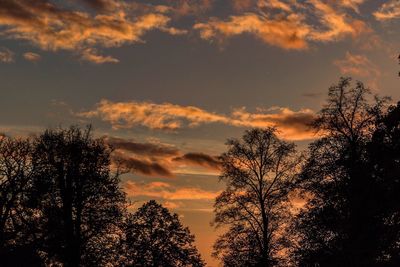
0,0,399,265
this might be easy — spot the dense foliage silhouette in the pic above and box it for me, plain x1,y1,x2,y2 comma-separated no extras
30,126,126,266
291,78,399,266
124,200,204,267
0,127,204,266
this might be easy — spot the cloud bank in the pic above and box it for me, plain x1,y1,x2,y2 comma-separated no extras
79,100,316,140
0,0,392,62
0,0,183,63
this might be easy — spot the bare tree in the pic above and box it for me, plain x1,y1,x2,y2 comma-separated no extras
0,136,42,265
213,128,301,266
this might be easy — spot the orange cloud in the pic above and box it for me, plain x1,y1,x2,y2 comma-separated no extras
339,0,366,13
23,52,41,62
80,48,119,64
124,180,220,200
334,52,381,80
194,0,369,49
194,13,310,50
79,100,316,140
307,0,369,42
258,0,293,12
0,47,14,63
374,0,400,20
78,100,229,130
0,1,182,63
229,107,316,140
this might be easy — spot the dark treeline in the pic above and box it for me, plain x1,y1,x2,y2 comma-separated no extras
213,77,400,267
0,127,204,267
1,77,400,267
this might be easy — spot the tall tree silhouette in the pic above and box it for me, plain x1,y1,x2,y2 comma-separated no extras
30,126,126,266
124,200,204,267
293,78,389,266
0,136,42,266
367,102,400,265
213,128,300,266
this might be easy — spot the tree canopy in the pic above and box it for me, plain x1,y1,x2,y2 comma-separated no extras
292,78,398,266
125,200,204,267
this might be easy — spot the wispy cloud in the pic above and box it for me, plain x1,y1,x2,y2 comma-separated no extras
107,136,180,157
308,0,369,42
124,180,220,200
194,13,311,50
229,107,316,140
194,0,369,49
339,0,366,13
0,0,384,59
113,151,174,177
0,0,183,63
23,52,41,62
0,0,388,59
374,0,400,20
173,153,221,170
106,136,221,177
0,47,14,63
79,100,316,140
80,48,119,64
333,52,381,87
78,100,229,130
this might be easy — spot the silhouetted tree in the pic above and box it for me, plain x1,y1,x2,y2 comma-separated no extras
30,126,126,266
367,102,400,265
213,128,300,266
293,78,389,266
124,200,204,267
0,136,43,266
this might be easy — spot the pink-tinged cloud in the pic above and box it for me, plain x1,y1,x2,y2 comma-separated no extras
124,180,221,200
79,100,316,140
374,0,400,20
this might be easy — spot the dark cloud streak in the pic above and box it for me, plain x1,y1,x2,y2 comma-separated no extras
106,137,180,157
173,152,221,170
113,152,174,177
